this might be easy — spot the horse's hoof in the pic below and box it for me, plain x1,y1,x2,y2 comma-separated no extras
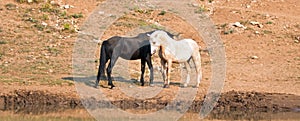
94,85,99,89
183,84,188,88
163,85,169,88
150,84,154,87
110,85,115,89
141,83,145,86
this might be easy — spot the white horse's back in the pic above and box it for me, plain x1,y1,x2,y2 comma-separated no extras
184,39,200,50
173,40,193,62
172,39,199,62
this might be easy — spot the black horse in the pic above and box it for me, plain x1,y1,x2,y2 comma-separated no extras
95,31,175,89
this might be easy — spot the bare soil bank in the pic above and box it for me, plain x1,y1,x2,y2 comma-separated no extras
0,90,299,114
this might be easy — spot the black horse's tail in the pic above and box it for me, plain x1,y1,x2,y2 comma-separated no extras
96,41,107,81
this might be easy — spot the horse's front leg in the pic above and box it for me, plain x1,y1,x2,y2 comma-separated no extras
146,56,154,87
160,59,167,88
164,60,172,88
183,62,191,87
140,59,146,86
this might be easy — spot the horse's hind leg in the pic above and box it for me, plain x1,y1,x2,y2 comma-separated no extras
191,51,202,87
107,56,119,89
95,58,108,88
183,61,191,87
140,59,146,86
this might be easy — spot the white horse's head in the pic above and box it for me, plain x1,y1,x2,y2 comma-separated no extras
148,30,169,54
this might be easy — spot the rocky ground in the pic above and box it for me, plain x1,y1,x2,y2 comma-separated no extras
0,0,299,120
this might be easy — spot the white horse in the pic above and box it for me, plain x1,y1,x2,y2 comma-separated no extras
148,30,202,88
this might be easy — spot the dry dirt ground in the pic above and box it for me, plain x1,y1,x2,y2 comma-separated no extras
0,0,299,120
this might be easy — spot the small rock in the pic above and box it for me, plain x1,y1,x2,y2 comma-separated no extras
295,40,299,43
255,31,260,34
61,5,74,9
250,21,259,25
27,0,33,3
192,3,199,7
265,14,270,18
98,11,105,15
50,1,56,4
231,11,239,14
250,56,259,59
232,22,247,29
41,22,48,26
295,36,300,41
250,21,263,28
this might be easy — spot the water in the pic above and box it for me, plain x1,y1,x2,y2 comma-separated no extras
1,108,299,121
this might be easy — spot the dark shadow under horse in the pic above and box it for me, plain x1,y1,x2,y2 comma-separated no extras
95,30,175,89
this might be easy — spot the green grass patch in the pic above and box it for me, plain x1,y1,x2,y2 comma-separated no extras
115,22,136,28
138,20,148,26
220,23,228,28
149,24,165,30
158,10,166,15
16,0,27,3
40,3,60,14
70,13,83,18
47,46,61,56
33,23,45,31
224,29,234,35
25,17,38,23
5,3,17,10
63,23,71,30
40,14,49,20
133,7,144,13
266,21,273,24
195,5,207,14
263,30,272,34
42,79,74,86
132,7,153,14
239,20,250,25
0,40,7,45
59,11,68,19
0,76,21,84
16,0,44,4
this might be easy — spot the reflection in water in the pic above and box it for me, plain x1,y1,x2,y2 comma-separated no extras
206,111,300,121
0,109,95,121
0,107,299,121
